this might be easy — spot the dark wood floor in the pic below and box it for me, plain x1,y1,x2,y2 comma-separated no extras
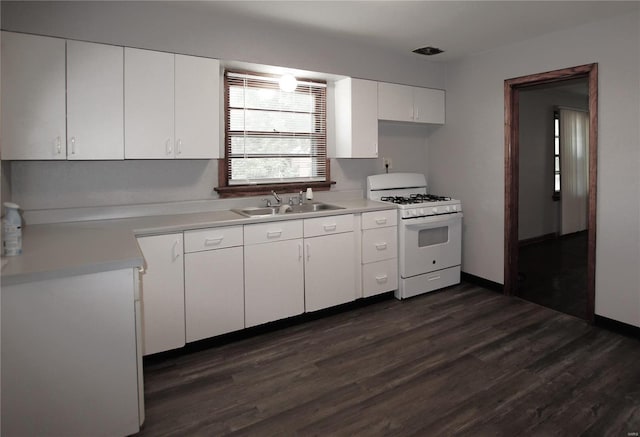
518,232,588,319
135,283,640,436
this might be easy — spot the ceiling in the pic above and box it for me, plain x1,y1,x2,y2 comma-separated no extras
200,1,639,62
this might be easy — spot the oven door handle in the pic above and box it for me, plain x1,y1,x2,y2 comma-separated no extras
404,212,463,228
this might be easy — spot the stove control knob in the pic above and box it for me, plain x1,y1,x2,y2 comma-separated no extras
432,207,439,214
418,208,425,216
452,205,459,211
444,205,451,213
410,209,417,217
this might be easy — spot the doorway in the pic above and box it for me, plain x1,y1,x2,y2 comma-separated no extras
504,64,598,322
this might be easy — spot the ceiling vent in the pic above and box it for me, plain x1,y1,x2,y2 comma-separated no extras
412,46,444,56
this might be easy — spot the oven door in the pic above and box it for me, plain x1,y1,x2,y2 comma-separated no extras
399,212,462,278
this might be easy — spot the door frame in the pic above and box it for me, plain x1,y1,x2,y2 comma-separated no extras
504,63,598,322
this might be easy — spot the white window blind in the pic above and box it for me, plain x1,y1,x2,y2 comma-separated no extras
225,71,327,185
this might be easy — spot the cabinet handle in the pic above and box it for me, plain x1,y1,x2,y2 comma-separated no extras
427,275,441,282
375,218,387,225
70,137,76,155
306,243,310,261
323,224,337,232
55,136,62,155
166,138,173,156
375,275,388,283
172,239,181,261
298,243,303,261
176,139,182,155
204,237,223,246
374,142,378,156
375,242,388,250
266,230,282,239
415,106,420,121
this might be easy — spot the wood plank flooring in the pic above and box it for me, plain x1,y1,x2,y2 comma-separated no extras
135,283,640,436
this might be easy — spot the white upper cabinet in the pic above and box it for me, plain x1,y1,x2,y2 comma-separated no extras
125,48,220,159
413,87,445,124
67,41,124,160
377,82,414,123
333,78,378,158
378,82,445,125
174,55,220,159
124,48,175,159
1,32,66,160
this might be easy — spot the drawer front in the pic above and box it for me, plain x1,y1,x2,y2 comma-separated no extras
184,226,243,253
362,226,398,263
244,219,303,245
304,214,354,238
362,209,397,229
363,258,398,297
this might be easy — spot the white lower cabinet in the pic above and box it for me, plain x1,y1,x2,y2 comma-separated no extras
244,220,305,327
137,233,185,355
2,269,142,436
184,226,244,342
303,214,356,312
361,210,398,297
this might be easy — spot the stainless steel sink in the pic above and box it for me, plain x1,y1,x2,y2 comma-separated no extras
232,202,344,218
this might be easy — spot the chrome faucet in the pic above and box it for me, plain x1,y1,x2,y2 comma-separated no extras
271,190,282,205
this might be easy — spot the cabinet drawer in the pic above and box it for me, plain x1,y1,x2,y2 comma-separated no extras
363,258,398,297
362,209,397,229
362,226,398,263
244,220,303,245
184,226,243,253
304,214,354,237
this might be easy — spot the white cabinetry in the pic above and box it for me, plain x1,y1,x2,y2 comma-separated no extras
303,214,356,311
244,220,304,327
378,82,445,124
137,233,185,355
2,269,142,436
333,78,379,158
361,210,398,297
1,32,66,160
125,48,220,159
184,226,244,342
67,40,124,160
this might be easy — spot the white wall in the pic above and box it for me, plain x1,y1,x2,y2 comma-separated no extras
1,1,441,210
428,10,640,326
518,86,588,241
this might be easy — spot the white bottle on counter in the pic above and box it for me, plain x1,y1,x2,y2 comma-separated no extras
306,187,314,201
3,202,23,256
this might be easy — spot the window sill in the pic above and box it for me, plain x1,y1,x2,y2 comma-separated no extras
215,181,335,198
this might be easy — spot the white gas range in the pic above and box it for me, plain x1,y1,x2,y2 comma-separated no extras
367,173,463,299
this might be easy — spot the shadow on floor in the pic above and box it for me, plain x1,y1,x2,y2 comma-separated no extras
517,231,587,319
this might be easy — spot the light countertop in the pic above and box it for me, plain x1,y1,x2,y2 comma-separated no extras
1,199,394,286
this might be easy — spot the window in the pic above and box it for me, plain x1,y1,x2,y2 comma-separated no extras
216,71,330,197
553,110,561,201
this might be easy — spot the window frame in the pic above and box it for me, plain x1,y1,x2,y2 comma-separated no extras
215,70,333,198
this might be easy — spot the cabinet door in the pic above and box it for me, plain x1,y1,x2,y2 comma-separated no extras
175,55,220,159
413,87,445,124
137,234,185,355
1,32,66,160
333,78,378,158
377,82,413,122
305,232,356,312
185,246,244,342
125,48,175,159
67,41,124,160
244,239,304,327
351,79,379,157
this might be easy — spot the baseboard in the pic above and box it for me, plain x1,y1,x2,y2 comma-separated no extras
594,315,640,339
461,272,504,293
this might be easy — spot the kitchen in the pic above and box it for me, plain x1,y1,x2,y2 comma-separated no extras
1,1,639,435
